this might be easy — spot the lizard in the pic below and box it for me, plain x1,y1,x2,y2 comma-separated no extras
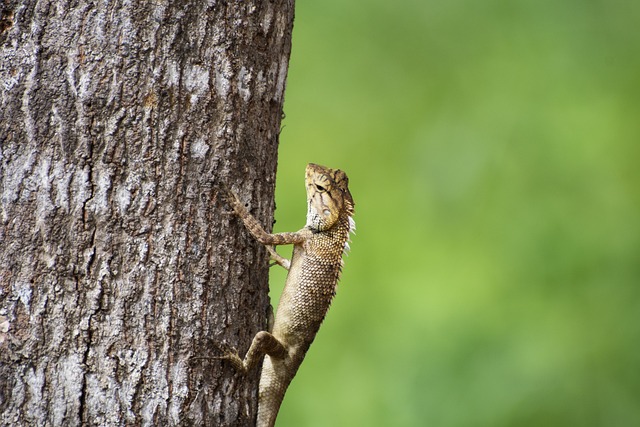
221,163,355,427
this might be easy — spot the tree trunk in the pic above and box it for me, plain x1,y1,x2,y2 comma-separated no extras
0,1,294,425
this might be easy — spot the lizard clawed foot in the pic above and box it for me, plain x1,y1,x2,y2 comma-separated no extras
217,186,239,213
212,342,247,374
220,185,242,206
191,342,247,374
219,186,251,220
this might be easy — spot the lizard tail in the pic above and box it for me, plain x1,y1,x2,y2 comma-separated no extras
256,388,285,427
256,357,292,427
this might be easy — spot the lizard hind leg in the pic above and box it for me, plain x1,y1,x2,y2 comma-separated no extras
243,331,288,371
211,330,287,374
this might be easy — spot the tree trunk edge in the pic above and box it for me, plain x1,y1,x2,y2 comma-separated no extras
0,1,295,425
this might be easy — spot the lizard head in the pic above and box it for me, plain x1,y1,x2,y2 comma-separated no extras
305,163,354,231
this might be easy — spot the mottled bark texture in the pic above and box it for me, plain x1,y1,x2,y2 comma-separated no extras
0,0,294,425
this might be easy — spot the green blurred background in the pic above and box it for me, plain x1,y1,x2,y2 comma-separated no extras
269,1,640,425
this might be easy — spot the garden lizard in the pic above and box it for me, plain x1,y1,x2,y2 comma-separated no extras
222,163,355,427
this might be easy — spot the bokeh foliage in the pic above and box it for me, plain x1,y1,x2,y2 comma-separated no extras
269,1,640,425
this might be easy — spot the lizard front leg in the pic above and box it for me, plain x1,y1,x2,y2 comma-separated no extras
226,189,312,247
266,246,290,270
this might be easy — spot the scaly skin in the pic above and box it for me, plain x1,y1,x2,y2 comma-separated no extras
224,163,355,427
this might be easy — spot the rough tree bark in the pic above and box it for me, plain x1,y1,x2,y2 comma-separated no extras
0,1,295,425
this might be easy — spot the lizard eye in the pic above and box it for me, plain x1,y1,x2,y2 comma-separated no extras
315,184,326,192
